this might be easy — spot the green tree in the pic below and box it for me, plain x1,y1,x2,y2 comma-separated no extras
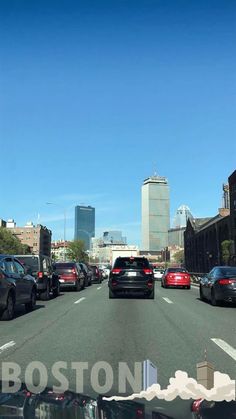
67,240,89,263
221,240,234,265
0,228,31,255
173,249,185,264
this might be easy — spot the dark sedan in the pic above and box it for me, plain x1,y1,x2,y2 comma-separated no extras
0,255,37,320
199,266,236,306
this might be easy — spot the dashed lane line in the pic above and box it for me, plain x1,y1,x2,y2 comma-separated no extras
74,297,86,305
211,338,236,361
0,341,16,354
162,297,173,304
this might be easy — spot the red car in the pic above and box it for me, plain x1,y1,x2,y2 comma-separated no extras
161,267,191,289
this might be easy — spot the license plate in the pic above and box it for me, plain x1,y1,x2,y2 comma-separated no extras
176,276,182,279
128,272,137,277
59,279,65,283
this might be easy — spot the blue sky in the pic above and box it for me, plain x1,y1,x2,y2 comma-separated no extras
0,0,235,245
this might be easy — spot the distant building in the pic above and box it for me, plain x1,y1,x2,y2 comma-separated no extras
0,219,6,228
172,205,193,228
184,176,236,272
74,205,95,250
168,227,186,248
141,175,170,252
51,241,70,261
103,231,127,245
6,220,52,257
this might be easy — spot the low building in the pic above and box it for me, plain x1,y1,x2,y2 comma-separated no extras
51,240,70,261
6,220,52,257
0,219,6,228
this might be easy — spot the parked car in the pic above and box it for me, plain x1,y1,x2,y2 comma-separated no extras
191,399,236,418
153,267,164,280
108,256,155,299
0,255,37,320
89,265,102,283
199,266,236,306
78,263,92,287
15,255,60,300
161,267,191,289
53,262,85,291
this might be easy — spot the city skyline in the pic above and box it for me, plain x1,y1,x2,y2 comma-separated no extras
0,0,235,245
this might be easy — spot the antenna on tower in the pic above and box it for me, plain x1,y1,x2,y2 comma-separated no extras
204,348,207,362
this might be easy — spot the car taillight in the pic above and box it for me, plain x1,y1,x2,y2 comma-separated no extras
136,407,144,417
184,275,189,279
218,278,236,285
147,280,153,288
191,399,203,413
37,272,43,278
112,269,122,274
143,269,152,275
112,280,118,286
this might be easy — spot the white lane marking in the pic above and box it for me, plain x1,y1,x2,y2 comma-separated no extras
162,297,173,304
74,297,86,305
211,338,236,361
97,287,102,290
0,341,16,353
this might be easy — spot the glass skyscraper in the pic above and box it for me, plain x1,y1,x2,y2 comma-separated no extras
141,175,170,251
74,205,95,250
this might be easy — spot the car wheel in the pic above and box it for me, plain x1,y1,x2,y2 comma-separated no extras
53,281,60,298
40,283,50,301
147,290,155,299
186,285,191,289
25,288,36,312
1,292,15,320
199,286,205,301
211,290,219,306
75,280,81,292
109,289,116,299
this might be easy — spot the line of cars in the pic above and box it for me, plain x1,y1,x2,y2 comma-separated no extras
0,254,109,321
107,257,236,306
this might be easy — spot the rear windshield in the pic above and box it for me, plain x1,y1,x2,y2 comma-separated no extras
90,266,97,272
167,268,187,273
16,256,39,271
114,258,150,269
218,267,236,277
54,263,76,273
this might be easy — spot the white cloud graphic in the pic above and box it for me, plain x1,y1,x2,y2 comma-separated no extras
103,371,235,402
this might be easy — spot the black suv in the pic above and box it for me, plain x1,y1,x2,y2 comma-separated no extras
78,263,92,287
15,255,60,301
108,256,154,299
0,255,37,320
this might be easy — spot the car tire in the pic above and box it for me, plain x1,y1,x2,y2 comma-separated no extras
75,280,81,292
40,283,50,301
109,289,116,299
1,292,15,320
211,290,219,306
25,288,36,312
186,285,191,289
199,286,205,301
147,290,155,299
52,281,60,298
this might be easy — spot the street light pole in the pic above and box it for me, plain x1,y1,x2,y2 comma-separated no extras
46,202,67,262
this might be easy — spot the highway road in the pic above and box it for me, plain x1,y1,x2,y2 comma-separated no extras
0,281,235,416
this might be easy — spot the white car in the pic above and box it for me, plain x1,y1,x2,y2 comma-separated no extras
153,268,164,280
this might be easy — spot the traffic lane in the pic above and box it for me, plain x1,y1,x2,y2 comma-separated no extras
156,282,236,349
0,282,101,348
0,282,234,398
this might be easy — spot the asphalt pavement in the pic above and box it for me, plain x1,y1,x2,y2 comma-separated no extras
0,281,235,417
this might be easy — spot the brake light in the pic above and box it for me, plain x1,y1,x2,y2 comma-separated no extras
112,269,122,274
184,275,189,279
37,272,43,278
112,280,118,286
191,399,203,413
218,278,236,285
143,269,152,275
147,280,153,288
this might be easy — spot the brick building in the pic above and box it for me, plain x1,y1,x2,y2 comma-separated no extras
6,220,52,257
184,170,236,272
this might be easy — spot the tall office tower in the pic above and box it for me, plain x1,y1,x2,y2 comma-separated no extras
142,175,170,251
74,205,95,250
172,204,193,228
196,361,215,390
